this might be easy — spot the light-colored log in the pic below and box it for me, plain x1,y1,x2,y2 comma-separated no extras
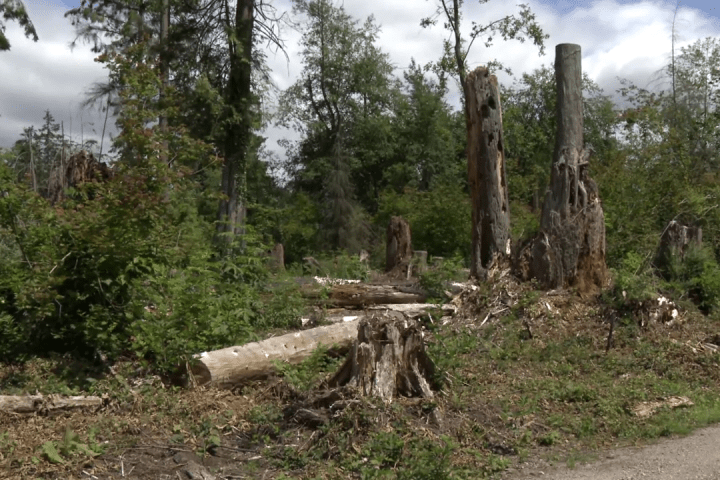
0,394,103,414
192,319,362,387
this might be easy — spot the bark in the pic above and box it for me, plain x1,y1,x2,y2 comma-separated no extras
385,216,413,275
192,319,362,387
655,220,703,278
328,311,435,403
466,67,511,279
516,44,608,295
0,394,102,415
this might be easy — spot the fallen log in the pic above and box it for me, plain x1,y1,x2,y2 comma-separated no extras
303,283,425,307
0,394,103,415
192,319,362,387
305,303,454,326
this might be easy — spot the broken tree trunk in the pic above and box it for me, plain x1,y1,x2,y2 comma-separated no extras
516,44,608,294
192,320,362,387
654,220,702,279
328,311,435,403
0,394,103,414
386,216,413,276
466,67,511,279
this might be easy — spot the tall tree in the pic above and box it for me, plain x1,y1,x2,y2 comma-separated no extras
279,0,396,250
67,0,284,255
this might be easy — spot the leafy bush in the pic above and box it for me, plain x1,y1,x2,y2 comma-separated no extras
376,183,471,261
419,255,465,302
665,245,720,314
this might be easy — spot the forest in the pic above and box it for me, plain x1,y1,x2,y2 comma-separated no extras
1,0,720,478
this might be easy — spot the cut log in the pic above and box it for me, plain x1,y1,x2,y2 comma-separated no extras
386,216,413,276
192,320,362,387
516,44,608,295
0,394,103,414
466,67,511,279
328,311,436,403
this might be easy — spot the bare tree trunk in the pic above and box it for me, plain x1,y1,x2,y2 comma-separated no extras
215,0,254,255
466,67,510,279
516,44,608,294
386,216,413,275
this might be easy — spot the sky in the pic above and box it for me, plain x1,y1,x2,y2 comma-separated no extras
0,0,719,158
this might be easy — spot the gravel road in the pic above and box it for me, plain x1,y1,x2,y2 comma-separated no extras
505,424,720,480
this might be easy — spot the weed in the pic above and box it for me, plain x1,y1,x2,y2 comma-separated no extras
274,344,343,391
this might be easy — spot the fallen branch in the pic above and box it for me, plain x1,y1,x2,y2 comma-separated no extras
0,394,103,414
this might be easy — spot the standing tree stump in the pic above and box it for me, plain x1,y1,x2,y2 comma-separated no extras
466,67,511,279
328,311,435,403
386,216,413,276
654,220,703,279
516,44,607,294
268,243,285,272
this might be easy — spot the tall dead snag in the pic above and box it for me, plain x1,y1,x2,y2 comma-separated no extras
517,44,608,294
466,67,511,279
386,216,413,276
329,311,435,403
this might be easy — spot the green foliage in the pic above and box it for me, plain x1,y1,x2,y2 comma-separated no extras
376,184,471,261
275,345,342,391
0,37,302,371
664,246,720,314
0,0,38,51
419,256,465,302
354,431,454,480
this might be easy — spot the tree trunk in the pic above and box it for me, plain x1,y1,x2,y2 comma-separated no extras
328,312,435,403
466,67,510,279
192,319,362,387
215,0,254,255
386,216,413,275
516,44,608,294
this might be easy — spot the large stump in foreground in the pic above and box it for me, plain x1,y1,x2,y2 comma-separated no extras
516,44,608,294
329,311,435,403
466,67,511,279
386,216,413,276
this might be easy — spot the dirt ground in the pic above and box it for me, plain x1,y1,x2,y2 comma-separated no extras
504,423,720,480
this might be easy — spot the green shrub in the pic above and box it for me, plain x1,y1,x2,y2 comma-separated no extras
376,183,471,261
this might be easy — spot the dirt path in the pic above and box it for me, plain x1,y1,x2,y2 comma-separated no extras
504,424,720,480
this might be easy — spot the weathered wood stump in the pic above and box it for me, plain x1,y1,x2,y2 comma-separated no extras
516,44,608,295
386,216,413,276
268,243,285,272
654,220,702,278
328,311,435,403
466,67,511,279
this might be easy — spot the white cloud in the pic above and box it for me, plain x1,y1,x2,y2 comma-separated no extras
1,0,719,160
